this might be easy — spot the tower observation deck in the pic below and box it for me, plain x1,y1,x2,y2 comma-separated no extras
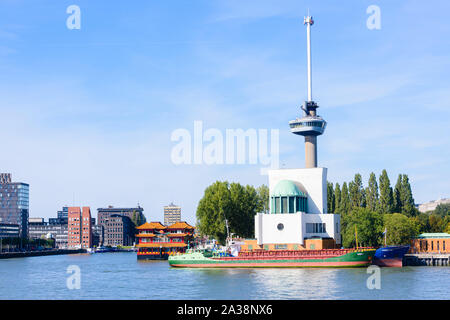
289,15,327,168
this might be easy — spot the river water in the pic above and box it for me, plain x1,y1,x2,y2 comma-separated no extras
0,252,448,300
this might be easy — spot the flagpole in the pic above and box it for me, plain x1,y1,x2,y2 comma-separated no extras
355,225,358,250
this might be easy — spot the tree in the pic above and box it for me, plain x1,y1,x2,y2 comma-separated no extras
339,182,351,215
256,185,270,214
393,174,402,213
434,203,450,217
327,182,335,213
334,183,341,214
366,172,379,212
378,169,394,214
411,213,431,234
341,207,383,248
196,181,232,244
196,181,260,244
349,174,365,208
400,174,416,216
383,213,419,245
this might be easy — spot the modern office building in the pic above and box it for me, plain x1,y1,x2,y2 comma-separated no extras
164,203,181,226
102,214,135,247
68,207,92,249
97,206,144,226
0,173,29,238
49,206,69,225
253,16,341,251
0,223,20,239
28,218,68,248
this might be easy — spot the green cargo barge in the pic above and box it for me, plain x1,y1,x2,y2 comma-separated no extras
169,248,376,268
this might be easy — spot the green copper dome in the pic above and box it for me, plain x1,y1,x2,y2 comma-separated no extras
272,180,306,197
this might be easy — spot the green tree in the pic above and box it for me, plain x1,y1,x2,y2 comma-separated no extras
400,174,416,216
256,185,270,214
366,172,379,212
339,182,351,215
196,181,259,244
327,182,335,213
334,183,341,214
411,213,431,234
383,213,419,245
341,207,383,248
378,169,394,214
349,174,365,208
434,203,450,217
393,174,402,213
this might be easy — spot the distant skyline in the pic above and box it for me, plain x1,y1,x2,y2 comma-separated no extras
1,1,449,224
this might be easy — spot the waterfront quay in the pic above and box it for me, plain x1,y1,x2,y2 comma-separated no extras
404,253,450,266
0,249,84,259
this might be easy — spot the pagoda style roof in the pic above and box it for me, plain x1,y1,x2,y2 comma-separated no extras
136,233,156,238
136,243,188,248
136,222,167,230
168,221,195,230
167,233,188,237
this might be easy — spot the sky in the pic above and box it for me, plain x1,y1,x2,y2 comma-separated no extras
0,0,449,224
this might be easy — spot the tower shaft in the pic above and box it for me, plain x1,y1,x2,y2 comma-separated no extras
304,136,317,168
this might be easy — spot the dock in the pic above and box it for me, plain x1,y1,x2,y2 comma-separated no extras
0,249,85,259
403,253,450,266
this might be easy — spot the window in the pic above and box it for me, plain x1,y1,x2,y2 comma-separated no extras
306,223,326,234
289,197,295,213
281,197,287,213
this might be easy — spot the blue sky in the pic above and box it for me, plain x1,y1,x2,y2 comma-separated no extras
0,0,449,224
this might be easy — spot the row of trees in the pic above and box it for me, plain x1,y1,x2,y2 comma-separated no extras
327,170,416,217
196,181,269,244
330,170,450,247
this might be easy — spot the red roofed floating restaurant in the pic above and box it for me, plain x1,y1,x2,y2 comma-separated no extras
136,221,195,260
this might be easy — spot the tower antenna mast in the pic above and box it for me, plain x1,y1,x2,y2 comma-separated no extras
289,13,327,168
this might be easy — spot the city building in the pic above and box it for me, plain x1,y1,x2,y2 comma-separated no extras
97,206,144,226
102,214,135,247
164,203,181,226
136,221,194,260
417,198,450,213
0,173,29,238
49,206,69,225
28,218,68,248
68,207,92,249
252,16,340,251
411,233,450,254
0,223,19,239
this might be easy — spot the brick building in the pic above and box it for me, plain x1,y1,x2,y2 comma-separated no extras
68,207,92,249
